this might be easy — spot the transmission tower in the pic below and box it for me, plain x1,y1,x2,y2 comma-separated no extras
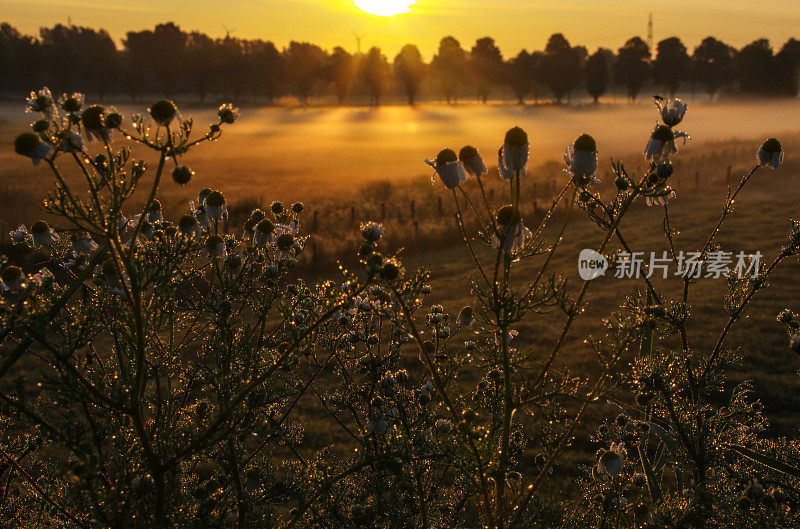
352,31,366,55
647,13,654,56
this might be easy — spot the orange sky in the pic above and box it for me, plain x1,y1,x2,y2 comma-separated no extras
3,0,800,58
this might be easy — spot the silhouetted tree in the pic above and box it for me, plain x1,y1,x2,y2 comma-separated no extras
286,41,327,104
692,36,734,99
585,49,611,103
186,32,218,103
775,38,800,96
0,23,40,96
38,25,118,97
326,47,355,105
736,39,775,94
654,37,690,96
542,33,582,103
124,23,187,98
432,36,467,103
507,50,535,104
217,36,246,100
253,40,285,103
394,44,426,105
361,47,389,106
615,37,651,101
469,37,504,103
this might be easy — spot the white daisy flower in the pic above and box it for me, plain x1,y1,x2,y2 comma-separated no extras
26,87,54,115
502,126,529,174
203,191,228,223
178,215,203,238
366,419,389,434
148,99,178,126
71,233,98,255
757,138,783,169
14,133,52,166
459,146,487,177
598,442,627,476
9,225,33,246
492,206,531,253
30,221,58,247
80,105,111,142
655,96,688,127
144,200,163,223
204,235,227,258
564,134,598,185
425,148,467,189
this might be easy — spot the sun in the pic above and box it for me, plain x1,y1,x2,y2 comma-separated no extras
352,0,417,17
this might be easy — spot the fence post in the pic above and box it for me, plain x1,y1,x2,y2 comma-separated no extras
350,205,355,225
726,165,732,187
410,199,416,219
695,170,700,191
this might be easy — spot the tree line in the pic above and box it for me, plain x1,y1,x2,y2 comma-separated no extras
1,21,799,105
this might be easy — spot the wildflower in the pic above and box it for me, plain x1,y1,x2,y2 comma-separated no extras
105,111,123,129
198,188,212,207
0,266,24,292
644,124,677,161
204,234,227,258
171,165,194,185
492,205,532,252
655,96,688,127
60,131,84,153
459,145,487,177
564,133,598,185
14,133,52,166
218,103,239,124
271,201,284,214
204,191,228,223
145,200,163,223
70,233,98,255
31,221,58,247
10,225,33,246
250,209,265,223
178,214,202,238
457,306,474,326
292,202,304,213
253,219,275,247
597,442,627,476
148,99,178,126
425,148,467,189
381,258,404,281
81,105,111,142
778,309,794,324
757,138,783,169
26,88,54,114
502,126,529,174
32,119,49,133
361,221,385,242
59,92,85,113
224,254,244,273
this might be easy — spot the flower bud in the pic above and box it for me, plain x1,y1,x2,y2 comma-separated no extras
502,126,529,173
757,138,783,169
459,145,487,177
148,99,178,126
171,165,194,185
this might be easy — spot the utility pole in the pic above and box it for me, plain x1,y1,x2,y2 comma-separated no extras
352,31,366,55
647,13,654,57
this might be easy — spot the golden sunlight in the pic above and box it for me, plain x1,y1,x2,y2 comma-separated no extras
352,0,417,17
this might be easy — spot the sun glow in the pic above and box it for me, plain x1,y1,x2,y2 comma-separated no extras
352,0,417,17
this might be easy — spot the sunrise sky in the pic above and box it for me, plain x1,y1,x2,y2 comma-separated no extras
4,0,800,58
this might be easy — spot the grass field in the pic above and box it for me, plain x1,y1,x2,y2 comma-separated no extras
2,98,800,455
